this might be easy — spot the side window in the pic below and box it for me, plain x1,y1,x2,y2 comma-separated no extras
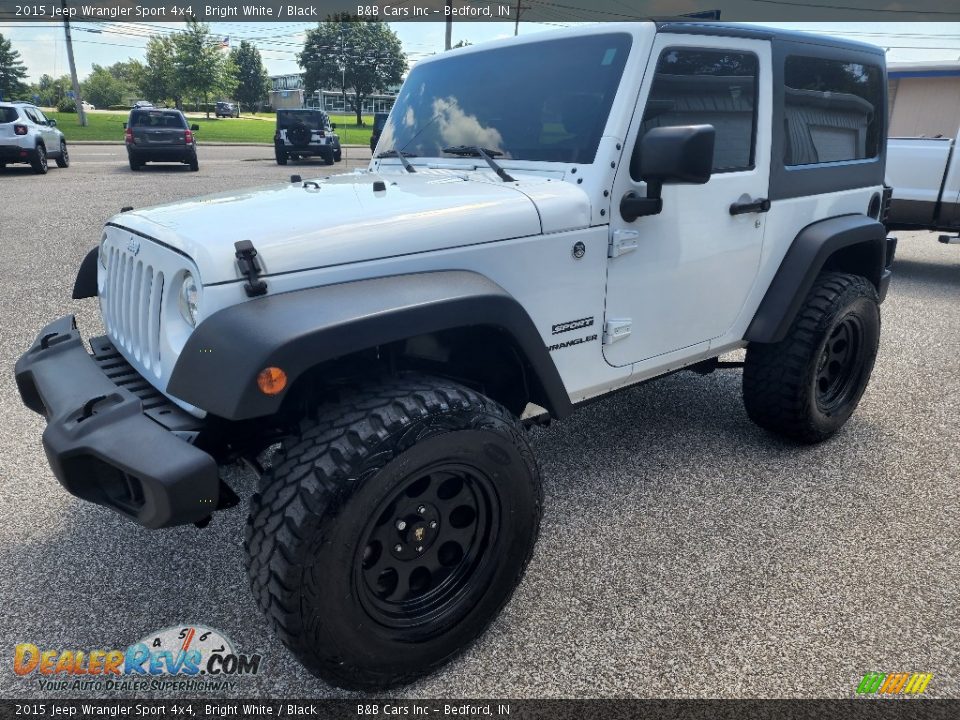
32,108,49,125
783,56,882,166
632,47,758,180
23,107,42,125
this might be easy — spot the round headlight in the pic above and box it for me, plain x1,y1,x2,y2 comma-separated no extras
178,272,200,327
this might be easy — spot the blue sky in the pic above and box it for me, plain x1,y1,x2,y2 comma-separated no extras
3,21,960,83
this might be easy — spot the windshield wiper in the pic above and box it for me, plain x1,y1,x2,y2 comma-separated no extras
375,148,417,173
442,146,515,182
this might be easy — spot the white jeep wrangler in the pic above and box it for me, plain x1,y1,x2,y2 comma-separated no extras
16,22,894,690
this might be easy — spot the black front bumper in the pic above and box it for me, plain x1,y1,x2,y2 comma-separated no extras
15,316,220,528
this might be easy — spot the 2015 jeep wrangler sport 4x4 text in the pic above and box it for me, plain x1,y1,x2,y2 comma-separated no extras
15,22,894,690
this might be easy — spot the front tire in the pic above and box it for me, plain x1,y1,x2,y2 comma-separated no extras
31,144,47,174
245,374,542,690
55,140,70,168
743,272,880,443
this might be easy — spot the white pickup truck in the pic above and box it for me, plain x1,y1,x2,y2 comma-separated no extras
886,129,960,242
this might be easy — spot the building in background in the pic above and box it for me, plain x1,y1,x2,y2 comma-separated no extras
269,74,399,115
888,62,960,138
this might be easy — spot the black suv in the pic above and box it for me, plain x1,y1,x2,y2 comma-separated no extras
124,108,200,171
274,109,342,165
369,111,388,152
215,101,239,118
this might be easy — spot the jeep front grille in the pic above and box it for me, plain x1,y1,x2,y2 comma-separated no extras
103,244,164,372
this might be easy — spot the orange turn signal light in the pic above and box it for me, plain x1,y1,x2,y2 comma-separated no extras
257,367,287,396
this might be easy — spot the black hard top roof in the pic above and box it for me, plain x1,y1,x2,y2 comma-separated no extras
655,21,886,57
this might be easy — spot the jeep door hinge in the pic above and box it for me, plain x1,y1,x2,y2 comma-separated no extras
603,319,632,344
608,229,639,258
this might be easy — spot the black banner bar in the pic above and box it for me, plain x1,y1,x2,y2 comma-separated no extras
1,0,960,23
1,700,958,720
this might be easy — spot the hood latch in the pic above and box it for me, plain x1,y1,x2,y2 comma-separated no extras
234,240,267,298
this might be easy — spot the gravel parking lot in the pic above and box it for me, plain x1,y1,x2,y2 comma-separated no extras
0,144,957,700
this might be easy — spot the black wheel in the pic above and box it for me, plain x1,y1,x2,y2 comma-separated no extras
55,140,69,168
31,144,47,174
128,156,141,171
189,154,199,172
288,122,312,148
275,145,288,165
324,152,335,166
743,272,880,443
334,148,342,162
245,374,541,690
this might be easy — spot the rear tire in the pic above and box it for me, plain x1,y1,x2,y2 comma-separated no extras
129,157,141,171
275,146,288,165
31,144,47,174
244,374,542,690
189,154,199,172
743,272,880,443
55,140,70,168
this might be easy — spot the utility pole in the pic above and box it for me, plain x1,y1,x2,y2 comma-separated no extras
445,0,453,50
62,0,86,126
514,0,522,35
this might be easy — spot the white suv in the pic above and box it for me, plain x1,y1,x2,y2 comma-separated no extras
17,22,895,690
0,101,69,174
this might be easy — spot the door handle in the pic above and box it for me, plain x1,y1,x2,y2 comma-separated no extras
729,197,771,216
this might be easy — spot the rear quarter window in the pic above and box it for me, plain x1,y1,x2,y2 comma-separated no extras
783,56,883,166
0,107,19,123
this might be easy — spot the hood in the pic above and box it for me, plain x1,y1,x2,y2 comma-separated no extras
109,169,592,285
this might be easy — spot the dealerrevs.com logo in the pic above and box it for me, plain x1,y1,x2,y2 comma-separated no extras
856,672,933,696
14,625,262,693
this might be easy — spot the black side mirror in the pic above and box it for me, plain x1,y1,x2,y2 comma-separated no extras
48,119,57,127
191,124,200,132
621,124,716,222
331,123,337,130
123,122,127,129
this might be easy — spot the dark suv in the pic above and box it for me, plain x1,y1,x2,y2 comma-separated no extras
274,109,341,165
215,101,239,118
124,108,200,171
369,111,388,152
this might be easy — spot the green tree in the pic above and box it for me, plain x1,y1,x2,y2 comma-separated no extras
142,36,178,106
108,59,144,99
230,40,270,113
298,17,405,125
0,33,29,101
82,64,127,108
31,74,72,107
173,18,236,118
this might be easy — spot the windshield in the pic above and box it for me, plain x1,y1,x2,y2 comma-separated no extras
278,110,330,130
380,33,631,164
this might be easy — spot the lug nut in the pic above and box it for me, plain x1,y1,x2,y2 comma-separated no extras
394,544,402,552
417,506,427,514
396,520,407,531
429,521,438,529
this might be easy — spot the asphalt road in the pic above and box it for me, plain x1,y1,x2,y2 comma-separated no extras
1,145,958,700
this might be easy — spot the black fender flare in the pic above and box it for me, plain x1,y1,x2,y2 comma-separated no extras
744,214,890,343
72,246,99,299
745,214,888,344
167,270,572,421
